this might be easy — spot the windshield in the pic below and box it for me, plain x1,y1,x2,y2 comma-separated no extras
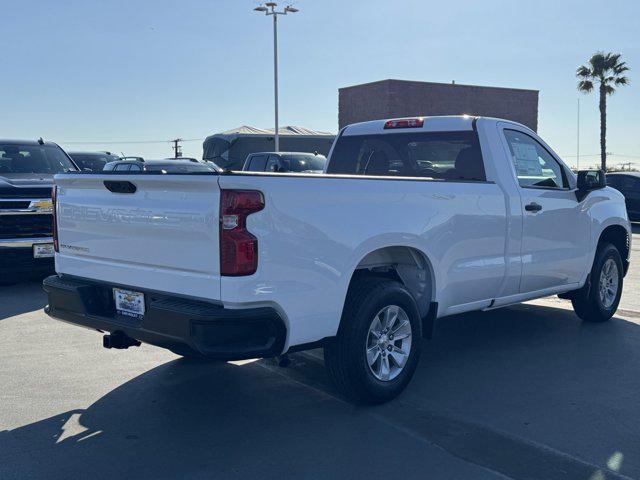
0,144,77,175
70,153,119,172
286,154,326,172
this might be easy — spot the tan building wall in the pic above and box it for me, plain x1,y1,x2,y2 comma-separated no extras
339,79,539,131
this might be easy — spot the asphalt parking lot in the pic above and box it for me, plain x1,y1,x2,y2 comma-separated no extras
1,224,639,480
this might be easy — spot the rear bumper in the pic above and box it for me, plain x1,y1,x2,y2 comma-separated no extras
43,275,286,360
0,237,54,276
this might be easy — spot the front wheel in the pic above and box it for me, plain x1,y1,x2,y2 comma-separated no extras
324,278,422,405
572,242,623,322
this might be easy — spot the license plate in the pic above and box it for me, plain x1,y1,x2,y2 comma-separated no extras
33,243,54,258
113,288,145,319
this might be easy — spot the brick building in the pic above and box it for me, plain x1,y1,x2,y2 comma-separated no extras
338,79,539,131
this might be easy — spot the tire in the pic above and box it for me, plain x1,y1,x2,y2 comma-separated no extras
324,278,422,405
571,242,623,322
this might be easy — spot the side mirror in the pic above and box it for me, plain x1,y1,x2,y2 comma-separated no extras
576,169,606,201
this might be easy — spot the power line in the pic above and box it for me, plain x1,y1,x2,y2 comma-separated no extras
562,153,640,159
59,138,204,145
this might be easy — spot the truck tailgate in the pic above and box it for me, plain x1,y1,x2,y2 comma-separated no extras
54,174,221,301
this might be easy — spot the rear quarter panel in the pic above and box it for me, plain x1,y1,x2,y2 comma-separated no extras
218,173,508,348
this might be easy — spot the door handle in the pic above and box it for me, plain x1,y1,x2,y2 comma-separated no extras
525,202,542,212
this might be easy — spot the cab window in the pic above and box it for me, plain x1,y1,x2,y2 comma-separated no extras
248,155,267,171
504,130,568,189
328,131,485,181
266,155,280,172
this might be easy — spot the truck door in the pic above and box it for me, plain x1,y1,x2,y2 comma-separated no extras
501,127,590,293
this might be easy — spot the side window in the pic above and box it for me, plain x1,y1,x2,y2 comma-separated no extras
606,175,620,189
129,164,142,172
503,130,568,189
114,163,131,172
265,155,279,172
248,155,267,171
621,176,640,191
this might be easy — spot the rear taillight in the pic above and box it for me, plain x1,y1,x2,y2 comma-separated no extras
219,189,264,276
52,185,59,253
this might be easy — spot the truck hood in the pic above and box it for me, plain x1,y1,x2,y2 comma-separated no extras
0,175,54,198
0,173,55,186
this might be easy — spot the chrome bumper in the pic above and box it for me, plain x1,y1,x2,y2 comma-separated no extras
0,237,53,249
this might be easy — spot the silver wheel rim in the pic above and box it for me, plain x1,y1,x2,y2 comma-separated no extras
599,258,619,309
366,305,412,382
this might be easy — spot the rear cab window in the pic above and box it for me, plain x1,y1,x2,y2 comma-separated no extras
285,154,326,172
327,131,486,181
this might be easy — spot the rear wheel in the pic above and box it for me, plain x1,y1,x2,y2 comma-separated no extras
571,242,623,322
324,278,422,405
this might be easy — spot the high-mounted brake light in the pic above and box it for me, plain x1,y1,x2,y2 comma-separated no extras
51,185,59,253
219,190,264,276
383,118,424,129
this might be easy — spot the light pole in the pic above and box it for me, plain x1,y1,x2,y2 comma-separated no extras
254,2,299,152
576,97,580,170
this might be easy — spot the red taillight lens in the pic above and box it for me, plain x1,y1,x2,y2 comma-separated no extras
219,190,264,276
383,118,424,129
52,185,59,253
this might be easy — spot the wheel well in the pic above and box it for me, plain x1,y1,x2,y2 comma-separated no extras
347,246,434,322
599,225,630,262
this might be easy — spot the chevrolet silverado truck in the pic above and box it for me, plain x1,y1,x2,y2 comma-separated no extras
0,139,78,281
43,116,632,404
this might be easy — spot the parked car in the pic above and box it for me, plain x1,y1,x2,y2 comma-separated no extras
44,116,631,404
167,157,199,163
0,139,78,280
68,151,120,172
243,151,326,173
103,159,220,173
607,172,640,221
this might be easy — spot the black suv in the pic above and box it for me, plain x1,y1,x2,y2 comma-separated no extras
607,172,640,221
0,140,78,281
68,151,120,172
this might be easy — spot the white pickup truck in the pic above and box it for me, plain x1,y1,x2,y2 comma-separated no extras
44,116,632,404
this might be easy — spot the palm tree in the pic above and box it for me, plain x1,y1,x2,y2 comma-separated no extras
576,52,629,171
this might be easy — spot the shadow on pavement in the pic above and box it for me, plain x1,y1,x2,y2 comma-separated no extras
403,303,640,477
0,280,47,321
1,304,639,479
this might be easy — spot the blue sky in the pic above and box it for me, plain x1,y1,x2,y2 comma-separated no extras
2,0,638,167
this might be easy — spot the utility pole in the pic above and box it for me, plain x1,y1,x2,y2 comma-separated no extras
171,138,183,158
254,2,299,152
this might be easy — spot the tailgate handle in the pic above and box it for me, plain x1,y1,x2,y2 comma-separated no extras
104,181,137,194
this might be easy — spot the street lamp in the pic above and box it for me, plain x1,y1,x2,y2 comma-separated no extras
254,2,299,152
